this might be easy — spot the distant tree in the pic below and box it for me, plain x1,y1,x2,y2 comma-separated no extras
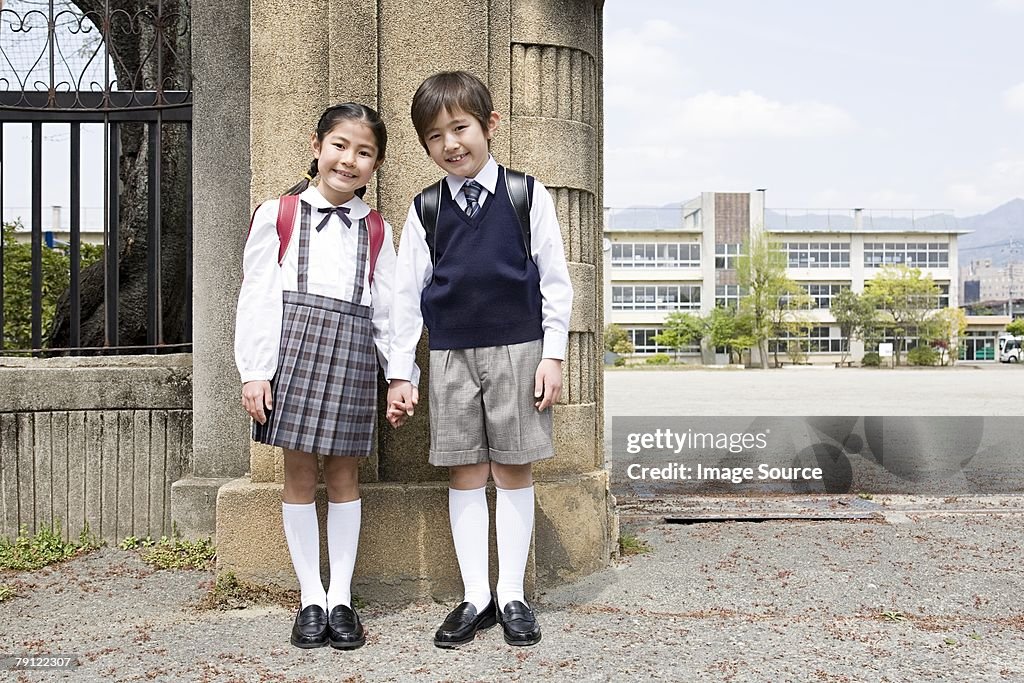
736,233,798,368
769,281,812,368
707,306,755,365
863,265,940,367
830,289,875,365
603,324,635,355
931,307,968,366
654,312,706,362
1006,319,1024,337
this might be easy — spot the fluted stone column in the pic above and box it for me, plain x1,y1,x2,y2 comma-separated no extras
215,0,615,601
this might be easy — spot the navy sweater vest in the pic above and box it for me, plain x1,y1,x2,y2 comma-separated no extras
420,169,543,350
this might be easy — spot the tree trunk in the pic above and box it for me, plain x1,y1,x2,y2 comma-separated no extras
48,0,190,351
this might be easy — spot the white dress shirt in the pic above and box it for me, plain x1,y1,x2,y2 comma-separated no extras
388,156,574,383
235,186,414,385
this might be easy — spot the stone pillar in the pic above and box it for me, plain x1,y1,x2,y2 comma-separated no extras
215,0,615,601
170,0,252,539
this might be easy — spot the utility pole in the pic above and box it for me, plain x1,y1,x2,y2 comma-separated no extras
1006,239,1022,319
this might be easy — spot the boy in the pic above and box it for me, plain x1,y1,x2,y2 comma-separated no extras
386,70,573,648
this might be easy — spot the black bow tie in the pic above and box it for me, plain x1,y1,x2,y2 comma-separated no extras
315,205,351,232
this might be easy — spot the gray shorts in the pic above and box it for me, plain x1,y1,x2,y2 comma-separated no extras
428,339,554,467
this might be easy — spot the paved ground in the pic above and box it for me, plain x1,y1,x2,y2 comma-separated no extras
1,367,1021,681
2,502,1023,682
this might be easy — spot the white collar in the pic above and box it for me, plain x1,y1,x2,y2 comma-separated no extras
299,186,371,220
445,155,499,199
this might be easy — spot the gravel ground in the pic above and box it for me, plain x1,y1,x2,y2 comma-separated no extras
2,509,1023,682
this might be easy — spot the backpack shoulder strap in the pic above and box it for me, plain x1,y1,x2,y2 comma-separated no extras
275,194,300,264
365,209,386,285
415,180,443,264
504,167,534,262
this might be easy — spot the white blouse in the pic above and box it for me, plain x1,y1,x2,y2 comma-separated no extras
235,186,412,385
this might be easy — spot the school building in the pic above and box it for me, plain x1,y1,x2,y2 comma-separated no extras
603,191,1008,364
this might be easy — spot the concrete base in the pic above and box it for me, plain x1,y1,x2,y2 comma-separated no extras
171,477,235,541
216,472,615,604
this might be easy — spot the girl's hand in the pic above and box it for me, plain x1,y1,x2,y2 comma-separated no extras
534,358,563,411
386,381,418,428
242,380,273,424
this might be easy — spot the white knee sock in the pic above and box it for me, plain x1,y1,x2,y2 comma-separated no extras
496,485,535,611
326,499,361,610
449,487,491,612
281,502,327,610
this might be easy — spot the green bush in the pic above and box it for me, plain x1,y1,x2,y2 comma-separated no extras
2,221,104,350
907,345,939,366
613,356,626,367
861,352,881,367
645,353,672,365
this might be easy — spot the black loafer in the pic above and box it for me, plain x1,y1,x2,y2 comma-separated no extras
433,599,497,648
499,600,541,646
328,604,365,650
290,604,329,648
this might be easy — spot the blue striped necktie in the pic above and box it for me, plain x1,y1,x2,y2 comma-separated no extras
463,180,481,218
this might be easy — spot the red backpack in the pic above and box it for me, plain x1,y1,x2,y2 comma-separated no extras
246,195,387,284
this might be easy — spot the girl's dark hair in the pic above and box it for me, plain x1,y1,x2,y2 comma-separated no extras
411,71,493,151
284,102,387,197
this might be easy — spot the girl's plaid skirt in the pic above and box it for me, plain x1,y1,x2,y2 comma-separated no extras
253,290,377,457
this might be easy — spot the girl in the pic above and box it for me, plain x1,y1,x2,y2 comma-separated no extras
235,103,415,650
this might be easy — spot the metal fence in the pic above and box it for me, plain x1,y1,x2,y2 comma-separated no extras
0,0,192,355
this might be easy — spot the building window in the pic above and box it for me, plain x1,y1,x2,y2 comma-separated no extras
715,243,741,269
864,242,948,268
715,284,745,308
780,242,850,268
610,242,700,268
625,327,699,355
611,284,702,311
769,326,847,354
800,283,850,309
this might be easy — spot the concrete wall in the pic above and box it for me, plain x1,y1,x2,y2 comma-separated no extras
0,355,192,543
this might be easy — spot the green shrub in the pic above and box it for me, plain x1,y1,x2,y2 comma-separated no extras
613,356,627,367
861,352,881,367
645,353,672,365
2,221,104,350
907,345,939,366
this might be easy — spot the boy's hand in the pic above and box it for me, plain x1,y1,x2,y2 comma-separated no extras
386,380,419,428
534,358,563,411
242,380,273,424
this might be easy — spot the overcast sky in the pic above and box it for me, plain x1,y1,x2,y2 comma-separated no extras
4,1,1023,228
603,0,1024,214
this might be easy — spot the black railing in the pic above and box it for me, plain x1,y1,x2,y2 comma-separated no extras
0,0,192,355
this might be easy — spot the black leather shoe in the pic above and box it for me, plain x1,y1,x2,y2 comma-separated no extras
328,604,365,650
290,604,329,648
498,600,541,646
433,599,497,648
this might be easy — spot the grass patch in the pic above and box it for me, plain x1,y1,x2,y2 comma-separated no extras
121,534,216,570
197,571,297,611
618,533,652,556
0,523,101,570
0,584,15,602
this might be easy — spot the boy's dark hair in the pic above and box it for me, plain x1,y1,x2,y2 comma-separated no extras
284,102,388,197
411,71,494,151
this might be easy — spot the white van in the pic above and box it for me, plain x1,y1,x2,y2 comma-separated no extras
999,334,1022,363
